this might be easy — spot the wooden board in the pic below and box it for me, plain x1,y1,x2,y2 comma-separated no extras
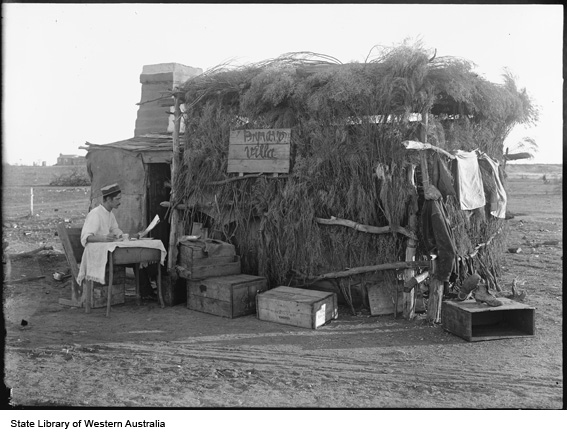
228,128,291,174
442,298,535,342
256,286,338,329
187,274,267,318
112,247,161,264
57,224,84,283
227,159,290,174
367,283,404,316
229,129,291,145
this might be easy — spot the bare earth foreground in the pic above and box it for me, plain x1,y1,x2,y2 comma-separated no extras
2,167,563,409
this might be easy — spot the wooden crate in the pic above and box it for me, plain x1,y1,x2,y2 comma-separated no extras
177,256,241,280
442,298,535,342
90,269,126,308
256,286,338,329
187,274,267,318
178,239,236,266
177,239,240,280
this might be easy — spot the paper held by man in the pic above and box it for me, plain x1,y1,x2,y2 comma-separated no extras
116,215,161,241
136,215,160,240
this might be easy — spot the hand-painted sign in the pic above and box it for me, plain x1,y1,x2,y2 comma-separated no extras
228,128,291,173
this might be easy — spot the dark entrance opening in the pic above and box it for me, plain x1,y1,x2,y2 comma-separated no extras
146,163,171,252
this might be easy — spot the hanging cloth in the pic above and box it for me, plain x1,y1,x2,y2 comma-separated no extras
453,150,486,210
478,152,507,219
431,153,456,200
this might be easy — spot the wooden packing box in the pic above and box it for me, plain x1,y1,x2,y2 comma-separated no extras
176,256,241,280
187,274,267,318
442,298,535,342
256,286,338,329
178,239,236,266
177,239,240,280
90,269,126,308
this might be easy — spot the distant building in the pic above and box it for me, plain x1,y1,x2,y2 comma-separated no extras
56,153,86,166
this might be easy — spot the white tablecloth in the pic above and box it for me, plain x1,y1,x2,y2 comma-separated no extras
77,240,166,285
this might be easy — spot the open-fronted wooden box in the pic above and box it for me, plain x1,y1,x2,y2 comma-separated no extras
442,298,535,342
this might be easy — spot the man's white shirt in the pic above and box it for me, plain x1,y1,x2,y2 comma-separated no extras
80,204,123,247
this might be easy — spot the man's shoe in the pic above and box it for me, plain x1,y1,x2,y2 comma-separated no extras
474,284,503,307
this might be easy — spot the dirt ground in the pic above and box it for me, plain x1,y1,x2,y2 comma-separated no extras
2,177,563,409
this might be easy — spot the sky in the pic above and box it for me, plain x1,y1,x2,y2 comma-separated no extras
2,3,564,165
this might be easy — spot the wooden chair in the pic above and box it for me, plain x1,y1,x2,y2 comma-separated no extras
57,223,86,309
58,223,126,313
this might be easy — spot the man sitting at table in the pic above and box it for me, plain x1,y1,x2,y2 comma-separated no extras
81,183,139,246
80,183,157,299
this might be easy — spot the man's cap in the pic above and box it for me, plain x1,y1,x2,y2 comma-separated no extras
101,183,121,197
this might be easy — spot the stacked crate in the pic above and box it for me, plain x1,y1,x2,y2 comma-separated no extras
177,239,241,280
177,239,267,318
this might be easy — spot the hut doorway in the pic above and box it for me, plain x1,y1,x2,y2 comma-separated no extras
146,163,171,252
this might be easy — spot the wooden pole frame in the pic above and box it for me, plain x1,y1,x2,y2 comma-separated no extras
420,112,444,323
315,216,417,240
295,260,430,285
167,95,182,277
403,164,418,320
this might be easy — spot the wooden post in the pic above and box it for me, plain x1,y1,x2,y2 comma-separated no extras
167,95,182,274
420,152,430,188
420,111,444,323
427,256,443,324
427,277,444,323
30,188,34,216
403,165,417,320
135,263,141,305
419,112,431,190
84,280,92,314
106,252,114,318
165,94,183,305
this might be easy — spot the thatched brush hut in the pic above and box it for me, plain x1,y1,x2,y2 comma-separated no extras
169,44,537,320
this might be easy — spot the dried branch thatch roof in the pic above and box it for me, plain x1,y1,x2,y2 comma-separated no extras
173,43,536,290
179,45,536,148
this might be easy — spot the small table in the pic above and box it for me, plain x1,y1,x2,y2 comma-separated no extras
79,240,166,316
